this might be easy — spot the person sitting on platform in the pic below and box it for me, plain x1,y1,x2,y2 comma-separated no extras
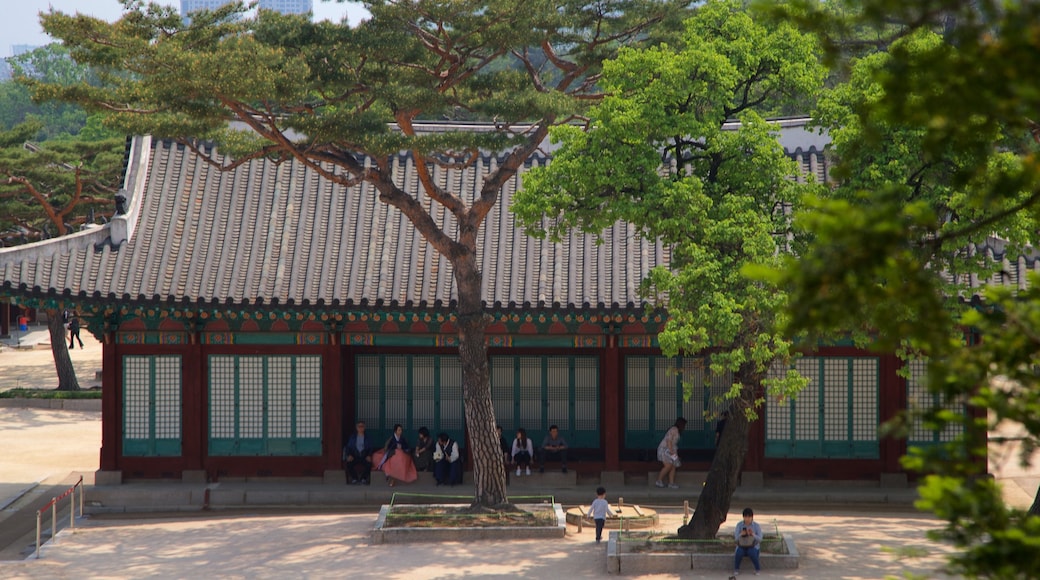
497,425,511,480
344,421,373,485
413,426,435,472
512,428,534,476
433,432,463,486
734,507,763,576
538,424,569,473
376,423,416,487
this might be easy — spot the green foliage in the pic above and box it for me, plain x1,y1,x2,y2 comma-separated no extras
0,123,125,244
2,43,106,139
763,1,1040,577
515,0,825,408
32,0,689,159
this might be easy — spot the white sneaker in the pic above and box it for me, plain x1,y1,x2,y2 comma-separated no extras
516,467,521,476
669,483,679,489
525,467,531,476
655,480,666,488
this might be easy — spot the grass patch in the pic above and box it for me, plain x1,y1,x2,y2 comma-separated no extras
384,505,557,528
0,387,102,399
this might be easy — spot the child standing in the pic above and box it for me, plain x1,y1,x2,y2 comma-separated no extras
586,486,615,543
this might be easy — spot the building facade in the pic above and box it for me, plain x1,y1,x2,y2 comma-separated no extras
0,121,960,484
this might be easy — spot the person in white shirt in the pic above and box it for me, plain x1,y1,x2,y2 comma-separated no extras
586,486,616,543
511,428,534,476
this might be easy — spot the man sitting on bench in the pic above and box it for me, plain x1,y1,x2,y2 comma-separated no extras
538,425,569,473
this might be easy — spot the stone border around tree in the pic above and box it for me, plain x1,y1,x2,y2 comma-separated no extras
0,398,101,411
370,503,566,544
606,531,799,574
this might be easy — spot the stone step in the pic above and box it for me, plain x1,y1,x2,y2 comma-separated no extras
646,471,709,488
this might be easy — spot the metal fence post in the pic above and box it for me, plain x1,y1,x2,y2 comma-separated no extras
35,511,42,559
51,498,57,546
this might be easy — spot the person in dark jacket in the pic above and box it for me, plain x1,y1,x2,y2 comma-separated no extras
343,421,374,484
68,315,84,349
433,433,463,486
413,426,435,472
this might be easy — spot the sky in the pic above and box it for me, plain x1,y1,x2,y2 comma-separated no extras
2,1,369,56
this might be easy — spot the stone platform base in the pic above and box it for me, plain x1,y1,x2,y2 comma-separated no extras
606,532,799,575
370,503,566,544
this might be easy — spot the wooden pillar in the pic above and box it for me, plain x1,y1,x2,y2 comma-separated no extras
879,353,906,473
745,404,765,472
182,330,205,471
100,331,120,471
603,335,621,471
323,331,344,470
1,302,10,338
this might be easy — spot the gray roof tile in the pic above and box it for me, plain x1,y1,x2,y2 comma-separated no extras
1,122,833,312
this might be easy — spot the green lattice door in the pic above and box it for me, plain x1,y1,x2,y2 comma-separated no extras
208,355,322,456
765,357,879,458
354,354,466,445
122,355,182,456
489,355,600,448
624,356,732,450
905,360,965,449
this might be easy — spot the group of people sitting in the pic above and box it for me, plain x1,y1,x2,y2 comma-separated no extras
500,424,569,476
342,422,572,487
343,421,463,487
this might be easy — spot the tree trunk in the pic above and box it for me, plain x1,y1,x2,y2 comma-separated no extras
1030,486,1040,517
47,308,80,391
454,255,509,507
677,363,760,540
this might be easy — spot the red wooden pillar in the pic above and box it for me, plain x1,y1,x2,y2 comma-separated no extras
745,406,765,472
100,331,119,471
182,334,204,471
603,336,621,471
879,353,906,473
323,332,344,470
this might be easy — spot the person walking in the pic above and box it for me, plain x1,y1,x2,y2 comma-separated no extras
68,314,84,349
655,417,687,489
586,486,616,543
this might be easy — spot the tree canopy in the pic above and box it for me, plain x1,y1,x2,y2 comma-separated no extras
765,0,1040,576
30,0,691,507
514,0,825,538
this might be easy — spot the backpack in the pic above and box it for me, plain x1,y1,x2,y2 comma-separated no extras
737,528,756,548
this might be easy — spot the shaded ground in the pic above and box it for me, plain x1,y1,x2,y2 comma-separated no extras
0,328,101,393
0,509,959,579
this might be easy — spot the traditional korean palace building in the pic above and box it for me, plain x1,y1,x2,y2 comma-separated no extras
0,119,960,485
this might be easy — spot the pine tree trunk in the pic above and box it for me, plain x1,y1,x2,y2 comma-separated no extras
455,255,509,507
1030,486,1040,517
47,308,80,391
677,363,760,539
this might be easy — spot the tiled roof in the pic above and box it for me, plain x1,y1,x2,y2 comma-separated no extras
0,121,833,312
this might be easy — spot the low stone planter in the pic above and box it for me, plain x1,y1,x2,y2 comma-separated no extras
0,398,101,411
370,503,566,544
606,531,799,574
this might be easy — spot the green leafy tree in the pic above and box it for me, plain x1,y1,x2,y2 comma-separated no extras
765,0,1040,576
0,121,125,391
6,44,98,138
30,0,689,507
513,0,825,538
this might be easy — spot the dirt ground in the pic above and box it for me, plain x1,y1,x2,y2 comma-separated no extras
0,509,959,580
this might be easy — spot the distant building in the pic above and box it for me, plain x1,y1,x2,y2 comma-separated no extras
181,0,312,21
10,45,39,57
